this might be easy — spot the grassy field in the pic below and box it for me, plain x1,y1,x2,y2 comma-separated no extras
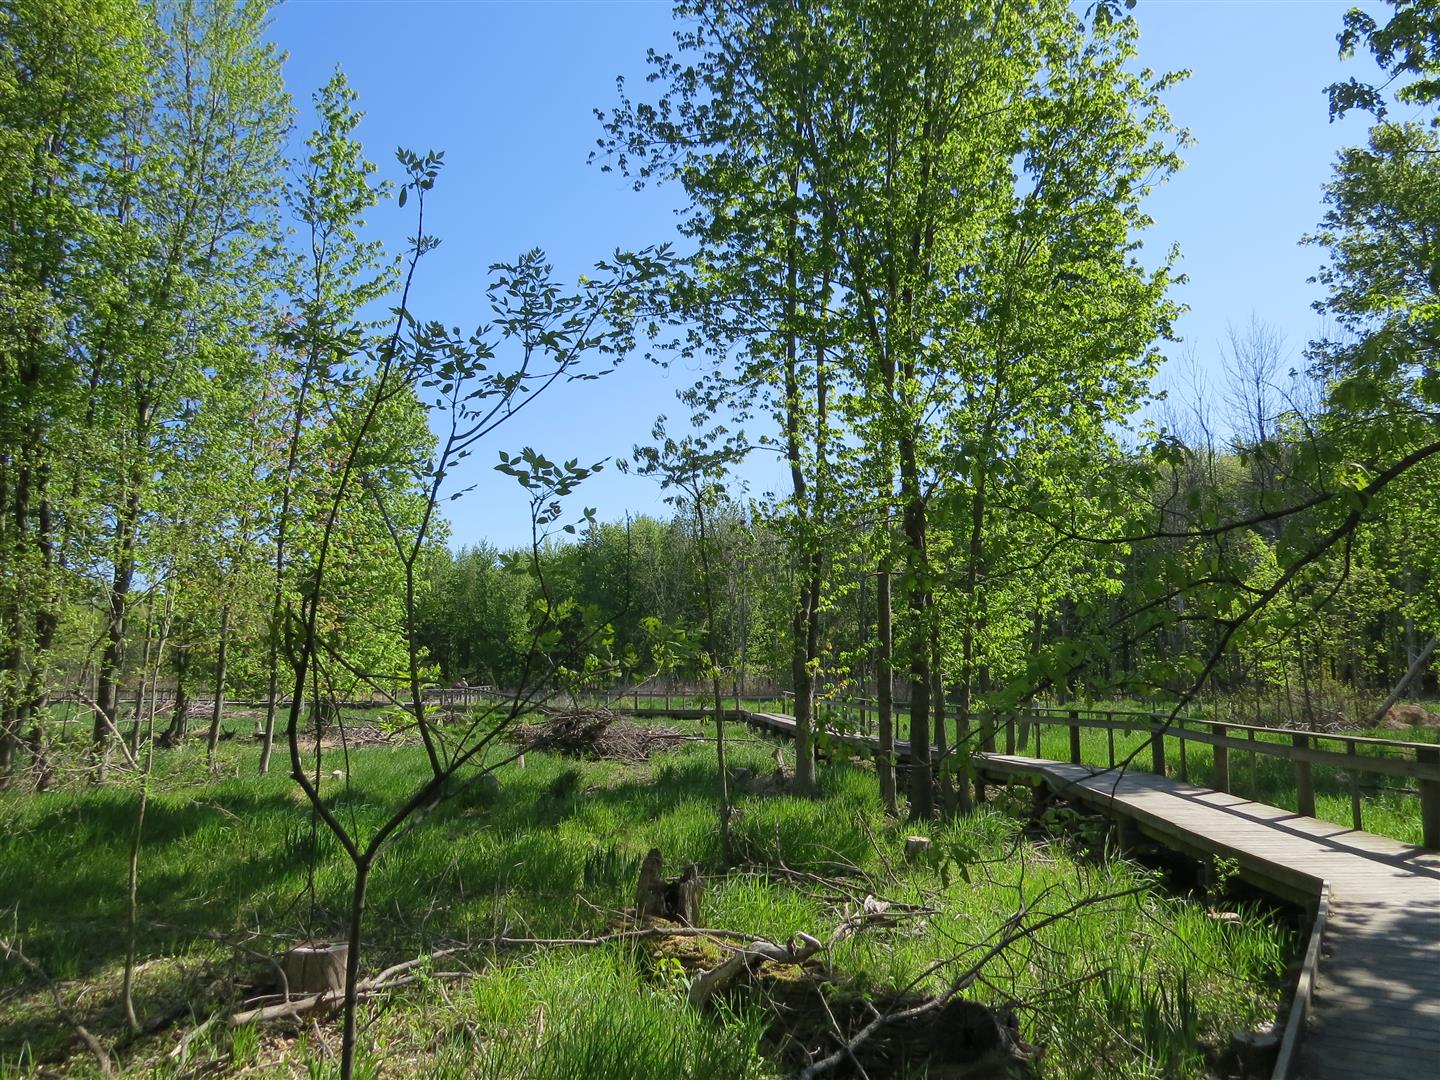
1,715,1295,1078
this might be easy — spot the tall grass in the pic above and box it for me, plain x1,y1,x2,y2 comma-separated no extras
0,721,1292,1078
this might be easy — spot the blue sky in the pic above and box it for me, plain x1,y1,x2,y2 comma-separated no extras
266,0,1388,550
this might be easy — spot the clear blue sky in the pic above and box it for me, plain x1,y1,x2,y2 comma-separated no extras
266,0,1387,551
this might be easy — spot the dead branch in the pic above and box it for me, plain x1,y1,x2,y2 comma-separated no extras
798,884,1147,1079
0,935,112,1078
687,932,823,1009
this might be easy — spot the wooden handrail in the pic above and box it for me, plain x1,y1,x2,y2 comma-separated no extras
1012,706,1440,846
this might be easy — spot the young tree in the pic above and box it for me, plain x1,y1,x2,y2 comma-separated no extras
259,66,397,774
276,148,668,1078
88,0,291,778
631,420,746,860
0,0,150,782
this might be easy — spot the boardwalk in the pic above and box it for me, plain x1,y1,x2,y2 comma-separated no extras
732,710,1440,1080
974,756,1440,1080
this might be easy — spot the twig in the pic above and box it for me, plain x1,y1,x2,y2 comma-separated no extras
798,884,1147,1079
0,935,113,1078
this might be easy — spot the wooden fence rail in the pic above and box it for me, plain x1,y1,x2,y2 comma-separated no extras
1009,706,1440,847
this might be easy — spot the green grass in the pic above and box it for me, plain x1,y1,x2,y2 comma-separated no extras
1,719,1293,1078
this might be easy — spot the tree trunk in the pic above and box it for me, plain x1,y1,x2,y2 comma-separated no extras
94,471,143,781
1371,635,1437,726
932,618,956,815
128,610,154,757
692,486,733,863
0,707,17,784
876,563,899,816
166,647,191,745
206,604,231,769
339,857,370,1080
900,437,932,819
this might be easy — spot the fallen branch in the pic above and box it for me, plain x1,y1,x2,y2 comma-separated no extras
0,935,112,1078
688,932,823,1009
798,884,1147,1079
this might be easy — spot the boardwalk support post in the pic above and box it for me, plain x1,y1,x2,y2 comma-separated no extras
1293,732,1316,819
1347,743,1362,832
1150,716,1166,776
1419,747,1440,850
1212,722,1229,794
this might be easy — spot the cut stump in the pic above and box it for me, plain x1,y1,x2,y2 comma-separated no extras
282,942,348,997
904,836,932,863
634,848,703,925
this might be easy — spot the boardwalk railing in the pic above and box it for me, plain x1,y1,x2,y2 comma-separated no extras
626,692,1440,849
1009,706,1440,847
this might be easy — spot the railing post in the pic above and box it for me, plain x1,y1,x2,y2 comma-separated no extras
1248,728,1257,794
1005,713,1015,756
1034,716,1041,759
1419,747,1440,850
1107,714,1115,769
1178,717,1189,783
1293,732,1316,819
1212,723,1229,793
1347,742,1362,832
1150,716,1167,776
1068,709,1081,765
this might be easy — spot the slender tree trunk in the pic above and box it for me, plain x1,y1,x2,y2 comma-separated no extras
932,623,956,815
1371,635,1437,725
2,450,30,786
779,163,825,797
339,857,371,1080
0,707,16,783
876,562,898,816
128,609,154,757
207,604,231,769
900,437,932,819
94,468,144,781
261,362,316,775
166,646,190,745
692,487,732,862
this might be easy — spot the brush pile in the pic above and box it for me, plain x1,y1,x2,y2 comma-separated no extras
514,707,693,762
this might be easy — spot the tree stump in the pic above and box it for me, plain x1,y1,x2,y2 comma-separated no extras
282,942,348,997
904,836,932,863
1230,1025,1280,1078
634,848,703,925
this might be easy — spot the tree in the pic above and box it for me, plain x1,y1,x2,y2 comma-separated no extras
259,65,397,774
630,419,745,862
0,0,151,782
595,0,846,797
754,0,1172,812
274,145,669,1078
88,0,291,778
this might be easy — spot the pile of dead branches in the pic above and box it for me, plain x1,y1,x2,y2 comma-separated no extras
513,707,695,762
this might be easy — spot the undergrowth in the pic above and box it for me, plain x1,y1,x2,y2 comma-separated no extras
0,718,1293,1078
